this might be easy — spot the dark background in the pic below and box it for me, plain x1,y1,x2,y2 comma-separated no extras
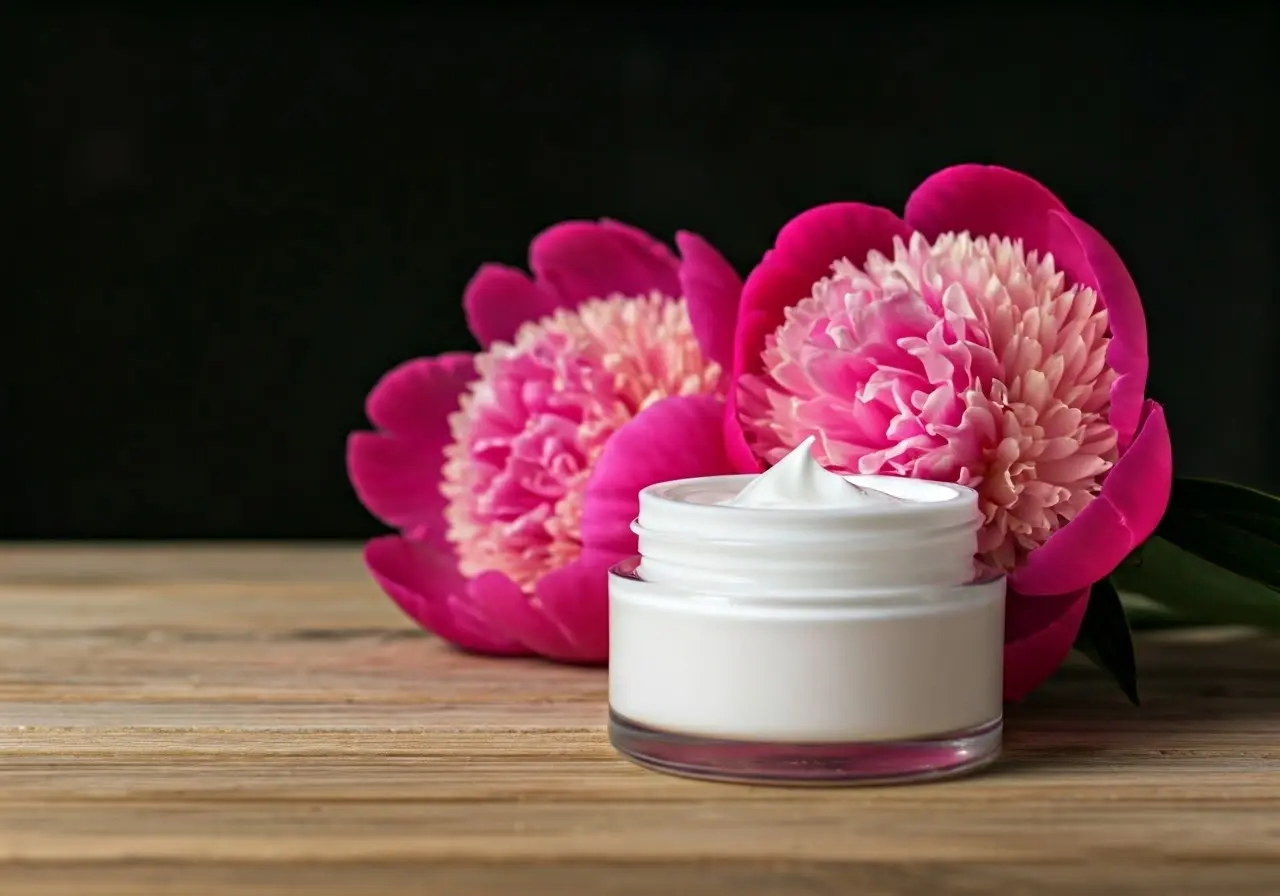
7,7,1274,539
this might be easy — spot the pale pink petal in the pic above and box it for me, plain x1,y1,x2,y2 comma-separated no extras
466,570,579,660
580,394,734,555
444,294,721,594
904,164,1068,254
736,227,1138,574
1047,210,1149,449
363,534,525,655
464,264,562,348
530,219,681,307
530,550,619,663
676,230,743,370
1012,401,1172,596
1002,586,1091,701
904,167,1148,451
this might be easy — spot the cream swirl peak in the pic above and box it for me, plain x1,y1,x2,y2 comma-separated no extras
726,437,903,510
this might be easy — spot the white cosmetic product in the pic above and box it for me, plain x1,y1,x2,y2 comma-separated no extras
607,437,1006,785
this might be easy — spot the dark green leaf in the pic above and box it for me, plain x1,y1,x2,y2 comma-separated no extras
1111,535,1280,630
1167,478,1280,542
1074,577,1139,705
1157,509,1280,589
1121,596,1199,631
1115,544,1146,570
1170,477,1280,516
1218,511,1280,544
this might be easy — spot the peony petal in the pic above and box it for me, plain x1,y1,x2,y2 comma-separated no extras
773,202,915,282
349,354,475,532
904,164,1068,255
1012,401,1172,596
580,394,735,555
904,167,1148,449
365,353,475,439
676,230,743,371
1107,372,1147,454
1047,210,1149,449
727,256,813,472
467,570,580,660
530,550,618,663
530,219,681,307
463,264,562,348
730,205,913,472
347,432,449,532
1002,586,1091,701
364,534,525,655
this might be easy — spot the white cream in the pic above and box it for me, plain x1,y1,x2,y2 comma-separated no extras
727,437,902,510
607,448,1006,785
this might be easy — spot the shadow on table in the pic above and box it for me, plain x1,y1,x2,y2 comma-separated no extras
996,630,1280,773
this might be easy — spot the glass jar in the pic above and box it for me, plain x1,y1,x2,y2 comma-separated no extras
607,472,1005,785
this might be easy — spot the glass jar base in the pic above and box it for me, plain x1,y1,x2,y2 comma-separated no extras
609,710,1002,786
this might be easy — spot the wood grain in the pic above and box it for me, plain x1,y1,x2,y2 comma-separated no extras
1,546,1278,895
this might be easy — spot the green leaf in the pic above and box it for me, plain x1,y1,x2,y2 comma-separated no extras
1110,535,1280,630
1170,477,1280,517
1119,592,1201,631
1073,577,1139,705
1150,477,1280,603
1167,477,1280,543
1218,510,1280,544
1157,509,1280,589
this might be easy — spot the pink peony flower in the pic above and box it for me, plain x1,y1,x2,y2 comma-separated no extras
707,165,1172,700
346,221,742,661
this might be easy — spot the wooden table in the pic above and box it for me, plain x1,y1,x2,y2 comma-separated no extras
1,545,1278,895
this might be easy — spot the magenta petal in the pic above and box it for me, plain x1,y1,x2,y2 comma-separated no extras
904,164,1068,256
347,432,448,532
365,353,474,439
722,391,763,473
364,534,525,655
468,571,579,660
464,264,562,348
676,230,743,371
773,202,914,279
729,205,912,472
530,551,617,663
1107,373,1148,457
727,255,813,472
1002,587,1090,701
580,394,735,555
348,354,475,531
1047,210,1149,449
1012,401,1172,596
529,219,681,307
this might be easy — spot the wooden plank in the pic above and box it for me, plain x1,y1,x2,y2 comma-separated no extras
0,543,368,585
2,861,1276,896
2,752,1280,802
0,800,1276,861
0,544,1278,894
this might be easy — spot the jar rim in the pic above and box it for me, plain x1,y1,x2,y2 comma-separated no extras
638,473,980,535
608,555,1007,609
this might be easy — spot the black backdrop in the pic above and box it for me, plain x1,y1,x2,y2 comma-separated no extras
8,7,1274,539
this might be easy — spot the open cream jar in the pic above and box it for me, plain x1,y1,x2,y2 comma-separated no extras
607,438,1005,785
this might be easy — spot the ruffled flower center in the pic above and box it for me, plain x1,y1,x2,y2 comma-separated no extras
442,294,721,591
738,231,1119,571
